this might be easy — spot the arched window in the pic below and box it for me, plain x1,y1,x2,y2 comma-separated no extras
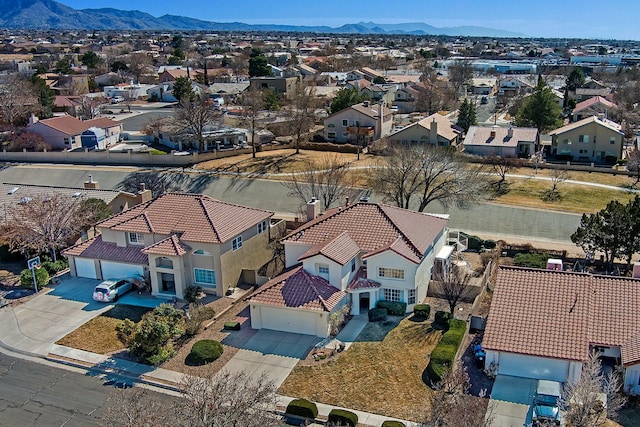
193,249,211,256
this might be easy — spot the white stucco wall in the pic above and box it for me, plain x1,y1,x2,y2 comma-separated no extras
284,242,312,268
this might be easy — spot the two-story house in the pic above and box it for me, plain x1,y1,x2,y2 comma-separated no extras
548,116,624,163
248,199,450,337
323,101,393,145
63,193,275,299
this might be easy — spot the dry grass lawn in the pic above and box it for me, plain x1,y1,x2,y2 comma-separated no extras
278,317,440,420
56,305,151,354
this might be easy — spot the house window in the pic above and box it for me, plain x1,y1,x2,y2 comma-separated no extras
328,123,335,128
563,139,571,145
318,265,329,275
64,138,70,145
408,289,416,304
579,134,589,143
378,267,405,280
194,268,216,286
257,220,268,234
579,149,588,154
128,232,144,245
383,288,401,302
342,119,348,127
610,137,616,145
193,249,210,255
232,236,242,251
351,258,356,272
327,132,336,139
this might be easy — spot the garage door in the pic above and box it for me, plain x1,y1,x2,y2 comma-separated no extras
74,258,97,279
258,306,319,336
100,261,144,280
498,352,569,382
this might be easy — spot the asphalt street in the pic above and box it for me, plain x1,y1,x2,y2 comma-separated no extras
0,352,173,427
0,164,582,243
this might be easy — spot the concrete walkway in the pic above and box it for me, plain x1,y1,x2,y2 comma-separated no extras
336,313,369,350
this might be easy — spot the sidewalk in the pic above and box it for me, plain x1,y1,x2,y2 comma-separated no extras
0,305,417,427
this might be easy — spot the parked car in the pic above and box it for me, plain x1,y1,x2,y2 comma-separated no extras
480,96,488,105
92,278,134,302
532,380,562,426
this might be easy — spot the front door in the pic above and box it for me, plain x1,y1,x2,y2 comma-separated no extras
359,292,370,314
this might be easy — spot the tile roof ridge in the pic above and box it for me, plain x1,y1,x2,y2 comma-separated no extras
376,204,423,258
97,197,154,227
142,211,155,234
197,195,222,243
303,269,332,312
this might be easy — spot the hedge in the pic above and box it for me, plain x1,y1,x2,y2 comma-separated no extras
368,307,387,322
328,409,358,427
513,252,550,269
467,234,483,251
413,304,430,319
376,300,407,316
285,398,318,420
186,340,223,365
224,321,241,331
425,319,467,386
382,421,406,427
434,311,453,328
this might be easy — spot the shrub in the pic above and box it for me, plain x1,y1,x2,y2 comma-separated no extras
382,421,406,427
513,252,550,269
556,154,573,162
116,318,136,346
184,304,215,336
184,285,204,303
434,311,453,328
187,339,223,365
483,239,497,249
376,300,407,316
467,234,484,251
128,304,184,365
328,409,358,427
223,321,241,331
368,307,387,322
605,155,618,165
20,267,50,291
41,259,68,275
425,319,467,385
285,398,318,420
413,304,430,319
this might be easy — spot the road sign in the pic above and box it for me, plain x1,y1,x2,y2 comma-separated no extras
27,256,41,270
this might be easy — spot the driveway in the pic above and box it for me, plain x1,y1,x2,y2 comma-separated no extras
221,329,319,388
489,375,536,427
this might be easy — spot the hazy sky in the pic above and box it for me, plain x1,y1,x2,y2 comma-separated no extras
59,0,638,40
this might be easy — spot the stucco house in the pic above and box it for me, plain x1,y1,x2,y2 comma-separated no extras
483,265,640,395
248,199,450,337
63,193,275,299
548,116,624,163
27,115,122,150
388,113,461,148
572,96,617,122
463,125,538,158
323,101,393,145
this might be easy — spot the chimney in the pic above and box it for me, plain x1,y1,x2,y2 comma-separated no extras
29,113,38,126
306,197,319,222
135,182,152,204
490,125,498,139
430,118,438,145
507,126,514,138
83,174,99,189
345,196,350,206
363,100,369,107
633,262,640,279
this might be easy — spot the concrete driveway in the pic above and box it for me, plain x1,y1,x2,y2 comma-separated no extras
221,330,320,388
489,375,536,427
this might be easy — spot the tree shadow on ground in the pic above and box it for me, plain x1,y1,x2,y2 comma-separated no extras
117,171,217,197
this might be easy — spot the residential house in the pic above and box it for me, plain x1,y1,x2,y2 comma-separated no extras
498,77,534,97
159,68,191,83
572,96,617,122
389,113,462,147
39,73,90,95
53,96,83,117
146,81,205,103
574,87,612,103
360,84,396,105
323,101,393,145
249,76,299,97
28,115,122,150
463,125,538,158
248,199,450,337
471,77,497,95
483,265,640,395
548,116,624,163
63,193,275,299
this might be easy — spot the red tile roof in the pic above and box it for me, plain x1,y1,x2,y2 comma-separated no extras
282,202,448,265
32,115,121,136
347,266,381,290
62,235,148,264
142,235,191,257
98,193,273,244
248,265,346,312
572,95,617,113
298,231,360,265
483,266,640,365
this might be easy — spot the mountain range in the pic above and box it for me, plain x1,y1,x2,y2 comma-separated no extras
0,0,526,37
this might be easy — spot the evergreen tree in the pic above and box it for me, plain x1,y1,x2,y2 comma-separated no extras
30,75,54,119
248,48,271,77
456,98,477,133
329,87,369,114
172,76,194,102
515,76,563,133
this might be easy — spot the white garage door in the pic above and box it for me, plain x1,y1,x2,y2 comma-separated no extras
100,261,144,280
498,352,569,382
259,306,319,336
74,258,97,279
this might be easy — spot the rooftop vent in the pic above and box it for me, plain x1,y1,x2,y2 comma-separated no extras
7,187,18,195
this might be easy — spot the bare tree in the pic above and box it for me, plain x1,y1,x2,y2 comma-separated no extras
420,364,494,427
448,60,474,97
438,264,475,313
174,97,223,152
103,386,175,427
0,73,38,125
240,86,264,158
78,95,100,120
0,193,86,260
285,82,319,154
126,52,153,84
559,351,627,427
627,148,640,188
369,145,489,212
282,154,360,210
543,168,568,201
485,155,524,193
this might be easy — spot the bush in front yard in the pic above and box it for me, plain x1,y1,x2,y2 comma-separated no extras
19,267,49,291
328,409,358,427
184,304,215,336
187,339,223,365
425,319,467,386
41,259,68,275
368,307,387,322
382,421,406,427
285,398,318,420
413,304,430,319
434,311,453,328
376,300,407,316
127,304,184,365
184,285,205,303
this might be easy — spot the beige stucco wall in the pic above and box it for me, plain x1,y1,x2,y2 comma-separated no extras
220,229,273,296
553,121,624,162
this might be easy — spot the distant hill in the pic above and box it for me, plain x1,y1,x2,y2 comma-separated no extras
0,0,527,37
